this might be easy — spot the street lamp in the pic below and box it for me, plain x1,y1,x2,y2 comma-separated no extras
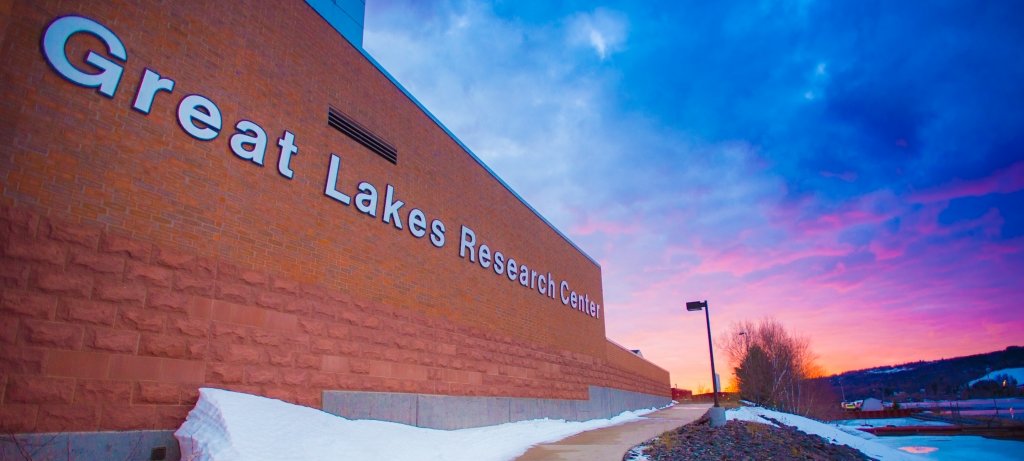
687,299,726,427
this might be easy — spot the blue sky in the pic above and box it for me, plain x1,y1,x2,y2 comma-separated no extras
363,0,1024,389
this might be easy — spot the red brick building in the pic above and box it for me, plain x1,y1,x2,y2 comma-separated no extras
0,1,670,458
672,388,694,400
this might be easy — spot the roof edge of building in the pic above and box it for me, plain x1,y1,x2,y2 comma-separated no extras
304,5,601,269
607,337,671,374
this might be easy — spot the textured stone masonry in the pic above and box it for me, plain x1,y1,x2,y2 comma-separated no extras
1,205,667,433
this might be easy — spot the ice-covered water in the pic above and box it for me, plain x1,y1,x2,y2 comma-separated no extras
874,435,1024,461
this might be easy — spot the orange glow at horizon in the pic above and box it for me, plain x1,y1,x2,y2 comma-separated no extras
605,292,1022,393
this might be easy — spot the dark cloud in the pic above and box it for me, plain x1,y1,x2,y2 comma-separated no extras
598,0,1024,200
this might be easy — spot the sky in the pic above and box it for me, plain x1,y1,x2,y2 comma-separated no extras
361,0,1024,391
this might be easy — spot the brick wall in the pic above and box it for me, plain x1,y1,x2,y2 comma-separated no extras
605,341,671,387
0,206,666,433
0,0,670,434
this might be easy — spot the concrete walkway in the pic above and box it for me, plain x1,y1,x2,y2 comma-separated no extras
516,403,712,461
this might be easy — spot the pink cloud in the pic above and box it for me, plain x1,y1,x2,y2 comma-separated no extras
868,239,905,260
979,237,1024,257
862,204,1003,261
770,191,902,240
911,161,1024,203
693,243,852,277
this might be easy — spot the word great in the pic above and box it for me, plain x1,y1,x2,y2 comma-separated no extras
42,16,299,179
39,15,601,320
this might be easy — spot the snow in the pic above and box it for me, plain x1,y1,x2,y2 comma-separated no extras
726,406,920,461
867,367,912,374
726,406,776,425
968,367,1024,387
175,388,660,461
623,444,652,461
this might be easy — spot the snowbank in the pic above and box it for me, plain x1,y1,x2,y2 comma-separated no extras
726,406,775,425
176,388,659,461
726,406,919,461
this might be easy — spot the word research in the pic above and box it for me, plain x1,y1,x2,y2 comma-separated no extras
322,156,601,320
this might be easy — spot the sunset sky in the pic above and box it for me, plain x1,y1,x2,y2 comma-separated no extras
362,1,1024,391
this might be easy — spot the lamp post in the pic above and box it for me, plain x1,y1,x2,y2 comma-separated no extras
687,299,726,427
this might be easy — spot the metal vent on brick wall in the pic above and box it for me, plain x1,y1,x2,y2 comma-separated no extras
328,107,398,164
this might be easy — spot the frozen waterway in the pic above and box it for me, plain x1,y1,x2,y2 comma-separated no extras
874,435,1024,460
834,418,954,428
832,414,1024,459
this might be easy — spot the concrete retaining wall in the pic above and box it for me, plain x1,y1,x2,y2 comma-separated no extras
323,385,671,430
0,430,180,461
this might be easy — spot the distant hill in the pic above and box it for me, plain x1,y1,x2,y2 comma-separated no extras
819,346,1024,401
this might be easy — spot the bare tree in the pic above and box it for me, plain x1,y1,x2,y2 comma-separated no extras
720,317,831,416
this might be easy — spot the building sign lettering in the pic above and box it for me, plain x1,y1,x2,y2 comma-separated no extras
39,15,602,319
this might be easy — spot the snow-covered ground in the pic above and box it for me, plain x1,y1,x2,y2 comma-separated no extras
968,367,1024,387
727,406,920,460
176,388,660,461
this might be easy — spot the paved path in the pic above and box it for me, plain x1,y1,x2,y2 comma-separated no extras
516,403,712,461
